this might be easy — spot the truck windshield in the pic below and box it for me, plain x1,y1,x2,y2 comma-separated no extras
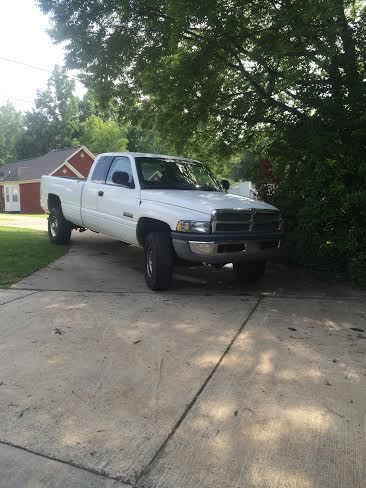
135,157,222,191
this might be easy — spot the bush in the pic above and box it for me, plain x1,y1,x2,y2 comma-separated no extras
348,253,366,287
234,124,366,287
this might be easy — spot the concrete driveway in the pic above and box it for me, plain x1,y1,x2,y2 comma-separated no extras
0,231,365,488
0,215,47,232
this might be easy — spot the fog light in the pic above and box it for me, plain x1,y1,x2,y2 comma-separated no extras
189,242,217,255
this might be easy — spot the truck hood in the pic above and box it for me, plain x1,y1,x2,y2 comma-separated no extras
141,190,279,216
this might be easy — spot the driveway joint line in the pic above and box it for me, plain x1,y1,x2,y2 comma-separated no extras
134,296,264,485
0,290,39,308
0,439,135,487
6,287,366,301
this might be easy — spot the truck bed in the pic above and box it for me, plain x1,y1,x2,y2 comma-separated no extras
41,175,85,227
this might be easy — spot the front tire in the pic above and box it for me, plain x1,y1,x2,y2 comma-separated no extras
48,207,72,244
233,260,266,283
144,232,174,291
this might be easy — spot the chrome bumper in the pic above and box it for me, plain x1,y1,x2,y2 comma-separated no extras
172,233,282,264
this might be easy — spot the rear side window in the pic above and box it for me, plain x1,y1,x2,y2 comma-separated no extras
91,156,114,183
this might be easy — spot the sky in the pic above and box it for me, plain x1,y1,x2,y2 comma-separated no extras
0,0,85,112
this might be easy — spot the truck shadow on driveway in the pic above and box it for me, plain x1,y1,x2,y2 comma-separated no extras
13,231,366,299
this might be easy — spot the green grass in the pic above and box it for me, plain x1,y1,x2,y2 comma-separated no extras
0,226,68,287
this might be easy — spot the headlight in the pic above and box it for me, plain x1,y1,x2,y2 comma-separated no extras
176,220,211,233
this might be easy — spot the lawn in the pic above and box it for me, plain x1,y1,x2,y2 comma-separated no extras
0,226,68,287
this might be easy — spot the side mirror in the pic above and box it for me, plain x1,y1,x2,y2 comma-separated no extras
112,171,134,188
221,179,230,191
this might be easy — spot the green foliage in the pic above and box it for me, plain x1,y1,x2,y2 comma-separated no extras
38,0,365,144
17,66,80,158
231,151,261,182
349,252,366,287
242,122,366,285
127,126,174,154
0,102,23,165
80,115,128,154
78,90,118,123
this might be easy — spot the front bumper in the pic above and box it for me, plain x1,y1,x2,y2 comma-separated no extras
172,231,283,264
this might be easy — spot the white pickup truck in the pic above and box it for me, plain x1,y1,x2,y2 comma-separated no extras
41,152,283,290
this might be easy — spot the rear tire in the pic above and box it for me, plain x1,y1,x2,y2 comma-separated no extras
48,207,72,244
233,260,266,283
144,232,174,291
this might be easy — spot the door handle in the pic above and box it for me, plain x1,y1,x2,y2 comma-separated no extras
98,191,104,197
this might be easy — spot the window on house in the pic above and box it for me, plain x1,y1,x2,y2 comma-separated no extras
5,187,10,202
12,188,19,202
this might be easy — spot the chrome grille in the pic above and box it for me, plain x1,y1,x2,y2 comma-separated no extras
212,209,281,234
253,212,281,233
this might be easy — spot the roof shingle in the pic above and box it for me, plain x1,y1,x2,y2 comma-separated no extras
0,147,83,182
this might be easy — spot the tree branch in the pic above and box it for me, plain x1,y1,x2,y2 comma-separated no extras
138,5,308,120
211,109,278,125
232,55,307,119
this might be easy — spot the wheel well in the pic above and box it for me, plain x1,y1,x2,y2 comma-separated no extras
48,194,61,211
137,218,171,246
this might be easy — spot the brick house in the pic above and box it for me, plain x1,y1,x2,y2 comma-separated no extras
0,146,94,213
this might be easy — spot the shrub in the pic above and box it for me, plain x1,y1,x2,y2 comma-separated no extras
234,124,366,286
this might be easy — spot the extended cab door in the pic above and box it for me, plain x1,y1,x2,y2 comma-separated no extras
95,156,139,243
81,155,114,230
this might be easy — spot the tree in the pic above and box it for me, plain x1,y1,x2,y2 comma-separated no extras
127,126,174,154
38,0,366,283
0,102,23,165
38,1,365,148
78,90,118,123
80,115,128,154
17,65,80,158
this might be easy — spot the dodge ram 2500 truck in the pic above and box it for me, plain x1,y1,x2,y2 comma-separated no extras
41,152,283,290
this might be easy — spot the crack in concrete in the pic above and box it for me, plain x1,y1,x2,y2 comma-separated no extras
0,439,134,487
0,291,39,308
5,287,366,300
134,297,264,486
155,357,164,406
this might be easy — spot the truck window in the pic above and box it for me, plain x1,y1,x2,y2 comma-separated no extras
106,156,134,186
91,156,114,183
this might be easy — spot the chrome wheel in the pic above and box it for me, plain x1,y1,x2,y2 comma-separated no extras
146,247,153,277
50,216,58,238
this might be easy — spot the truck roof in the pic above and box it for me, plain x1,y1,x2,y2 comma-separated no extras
96,152,199,163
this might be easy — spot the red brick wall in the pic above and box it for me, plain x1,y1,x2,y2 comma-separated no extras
53,164,77,177
19,182,43,214
68,149,94,177
0,186,4,212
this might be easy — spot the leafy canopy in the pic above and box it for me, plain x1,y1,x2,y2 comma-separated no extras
38,0,366,153
17,66,80,158
80,115,128,154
